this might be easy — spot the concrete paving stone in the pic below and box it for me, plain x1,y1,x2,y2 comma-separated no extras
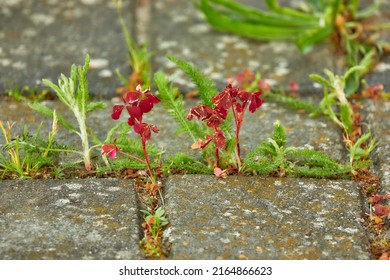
163,175,371,260
0,97,345,164
0,0,134,98
151,0,337,93
365,99,390,239
0,178,142,260
365,100,390,191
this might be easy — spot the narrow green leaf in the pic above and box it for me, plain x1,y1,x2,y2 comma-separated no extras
167,56,218,107
340,104,353,134
309,74,333,89
154,71,206,141
28,102,77,132
86,101,107,113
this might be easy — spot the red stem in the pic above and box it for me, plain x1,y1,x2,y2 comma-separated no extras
142,139,155,184
231,105,243,165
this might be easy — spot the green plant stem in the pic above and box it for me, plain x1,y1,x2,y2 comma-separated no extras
117,150,147,165
141,139,155,184
231,105,242,169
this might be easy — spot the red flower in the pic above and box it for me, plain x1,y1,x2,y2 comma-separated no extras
133,122,159,142
232,68,255,88
258,79,271,91
102,139,120,158
212,83,238,110
187,105,226,128
238,90,262,113
111,85,160,126
190,128,226,151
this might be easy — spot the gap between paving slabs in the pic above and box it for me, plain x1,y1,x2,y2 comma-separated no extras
0,179,143,260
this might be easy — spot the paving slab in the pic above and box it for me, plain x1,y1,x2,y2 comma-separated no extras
163,175,371,260
365,100,390,239
151,0,336,93
0,0,134,98
0,178,142,259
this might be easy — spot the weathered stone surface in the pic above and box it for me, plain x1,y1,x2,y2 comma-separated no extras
366,100,390,191
0,179,142,259
152,0,336,93
0,0,134,98
163,175,370,260
365,100,390,239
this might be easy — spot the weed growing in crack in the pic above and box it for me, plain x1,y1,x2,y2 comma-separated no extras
309,68,377,174
157,57,350,178
244,120,350,178
0,114,63,179
112,0,153,93
139,207,169,258
105,85,161,183
29,54,106,171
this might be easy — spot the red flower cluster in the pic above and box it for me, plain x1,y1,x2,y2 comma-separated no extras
112,85,160,126
111,85,160,141
187,83,263,170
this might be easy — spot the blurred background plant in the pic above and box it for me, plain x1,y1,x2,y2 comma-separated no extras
195,0,390,95
113,0,153,93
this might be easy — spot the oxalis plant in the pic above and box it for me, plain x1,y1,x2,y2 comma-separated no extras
29,54,106,171
156,56,348,178
156,56,262,177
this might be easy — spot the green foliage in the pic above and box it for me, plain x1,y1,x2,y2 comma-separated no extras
139,207,169,257
5,84,50,102
29,54,106,171
0,119,61,179
113,0,152,90
263,90,320,114
101,121,161,172
163,153,212,175
244,121,350,178
196,0,334,52
154,71,207,141
167,56,218,107
309,68,360,134
348,132,376,174
166,56,233,138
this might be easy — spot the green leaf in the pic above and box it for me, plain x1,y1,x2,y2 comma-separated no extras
163,153,212,174
154,71,206,141
309,73,333,89
76,54,90,117
86,101,107,113
339,104,353,134
28,102,77,132
167,56,218,107
42,78,73,108
271,120,287,148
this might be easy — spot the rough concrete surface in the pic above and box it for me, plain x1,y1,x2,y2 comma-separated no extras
164,175,371,260
0,179,142,259
0,0,134,98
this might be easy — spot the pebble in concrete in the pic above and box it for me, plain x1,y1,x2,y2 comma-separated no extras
0,179,142,259
164,175,371,259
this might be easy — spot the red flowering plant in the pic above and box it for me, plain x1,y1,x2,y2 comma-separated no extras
187,83,262,177
102,85,160,184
